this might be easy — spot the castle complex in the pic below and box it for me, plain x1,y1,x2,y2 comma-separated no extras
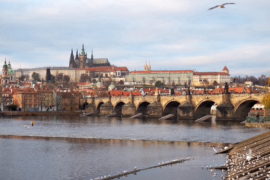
69,44,110,68
12,45,128,83
125,65,230,86
1,45,230,86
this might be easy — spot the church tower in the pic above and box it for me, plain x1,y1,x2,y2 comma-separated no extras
69,49,76,68
144,61,151,71
2,60,8,76
2,60,9,85
222,66,229,74
79,44,87,68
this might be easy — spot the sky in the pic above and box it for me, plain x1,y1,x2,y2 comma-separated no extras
0,0,269,76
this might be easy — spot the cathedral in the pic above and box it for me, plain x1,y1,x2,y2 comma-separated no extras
69,44,111,68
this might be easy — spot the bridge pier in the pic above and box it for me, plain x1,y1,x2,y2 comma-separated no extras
216,103,234,120
99,102,113,116
147,102,163,118
122,103,136,117
178,103,195,120
85,104,96,114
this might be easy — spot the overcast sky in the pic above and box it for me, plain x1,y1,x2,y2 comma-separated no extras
0,0,269,76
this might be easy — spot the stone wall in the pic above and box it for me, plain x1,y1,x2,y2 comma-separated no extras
15,68,86,82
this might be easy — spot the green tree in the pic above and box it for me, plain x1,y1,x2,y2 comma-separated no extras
56,73,64,82
80,74,89,82
32,72,41,82
262,93,270,109
213,81,219,86
63,75,70,83
19,75,29,81
155,81,164,88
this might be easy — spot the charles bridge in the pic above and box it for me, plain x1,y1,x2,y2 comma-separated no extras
85,92,265,121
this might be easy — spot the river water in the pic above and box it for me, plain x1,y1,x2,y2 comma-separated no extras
0,116,267,180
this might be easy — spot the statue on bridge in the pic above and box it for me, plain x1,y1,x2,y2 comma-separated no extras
224,82,229,94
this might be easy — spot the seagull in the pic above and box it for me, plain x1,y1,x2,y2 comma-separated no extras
208,3,235,10
246,149,253,161
212,147,218,153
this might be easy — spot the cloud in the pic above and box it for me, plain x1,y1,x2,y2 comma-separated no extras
0,0,269,76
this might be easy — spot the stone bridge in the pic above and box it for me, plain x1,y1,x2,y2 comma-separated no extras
85,93,265,121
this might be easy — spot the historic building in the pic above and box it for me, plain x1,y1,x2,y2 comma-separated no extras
126,70,194,85
192,66,231,86
15,44,127,83
1,60,16,85
125,63,230,86
69,44,111,68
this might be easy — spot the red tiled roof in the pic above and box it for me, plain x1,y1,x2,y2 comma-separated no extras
85,66,129,72
130,70,194,74
193,72,229,76
223,66,229,71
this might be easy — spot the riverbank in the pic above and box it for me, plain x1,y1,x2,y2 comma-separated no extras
226,131,270,179
245,122,270,128
0,111,81,116
0,134,231,148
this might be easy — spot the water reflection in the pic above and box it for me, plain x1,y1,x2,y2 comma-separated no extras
0,116,266,180
0,116,267,143
0,138,226,180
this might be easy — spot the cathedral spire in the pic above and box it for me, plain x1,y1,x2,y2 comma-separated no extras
91,49,94,60
75,50,79,59
70,49,74,60
69,49,75,68
81,44,86,56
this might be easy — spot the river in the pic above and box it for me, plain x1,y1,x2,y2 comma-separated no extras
0,116,267,180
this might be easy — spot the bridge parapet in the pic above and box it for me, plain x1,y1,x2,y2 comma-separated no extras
133,96,157,110
90,93,265,120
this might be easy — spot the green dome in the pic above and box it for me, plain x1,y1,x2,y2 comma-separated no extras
2,61,8,70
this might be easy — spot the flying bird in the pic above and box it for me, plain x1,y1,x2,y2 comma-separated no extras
208,3,235,10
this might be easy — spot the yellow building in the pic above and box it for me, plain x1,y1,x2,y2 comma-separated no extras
13,89,54,111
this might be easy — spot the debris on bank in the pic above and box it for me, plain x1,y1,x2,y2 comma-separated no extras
226,131,270,179
91,157,191,180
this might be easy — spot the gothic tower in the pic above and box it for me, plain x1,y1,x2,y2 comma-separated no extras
87,49,94,66
79,44,87,68
69,49,76,68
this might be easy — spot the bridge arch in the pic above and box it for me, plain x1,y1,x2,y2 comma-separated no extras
234,99,260,120
195,100,216,118
163,101,181,117
114,101,125,116
136,101,150,115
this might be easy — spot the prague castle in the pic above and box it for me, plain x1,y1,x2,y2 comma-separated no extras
2,45,230,86
12,45,128,82
69,44,110,68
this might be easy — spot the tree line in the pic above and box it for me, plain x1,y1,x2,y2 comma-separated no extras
232,74,269,86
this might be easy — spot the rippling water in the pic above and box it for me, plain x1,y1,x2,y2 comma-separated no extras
0,138,226,180
0,116,267,143
0,116,268,180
